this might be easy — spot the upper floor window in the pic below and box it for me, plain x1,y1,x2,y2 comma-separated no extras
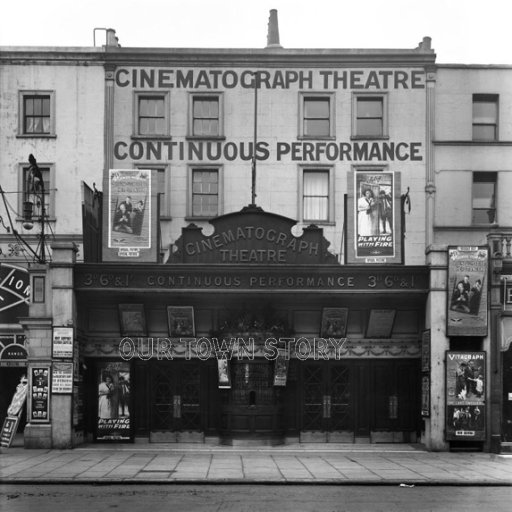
473,94,498,141
19,164,54,220
19,91,55,136
136,166,169,218
300,94,334,138
472,172,496,224
191,95,222,137
135,93,169,137
190,168,219,218
354,95,386,138
303,170,330,222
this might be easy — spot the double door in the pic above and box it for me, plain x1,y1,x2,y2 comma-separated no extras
301,360,419,441
150,362,202,432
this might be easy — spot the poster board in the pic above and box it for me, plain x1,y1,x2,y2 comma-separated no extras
446,351,486,441
320,308,348,338
119,304,147,337
167,306,195,337
103,169,158,262
29,367,50,423
0,416,20,448
366,309,396,338
52,362,73,394
217,359,231,389
446,246,488,336
96,361,132,441
346,170,402,264
52,327,74,358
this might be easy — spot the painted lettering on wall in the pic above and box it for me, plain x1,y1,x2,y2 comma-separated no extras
114,140,423,163
115,68,425,90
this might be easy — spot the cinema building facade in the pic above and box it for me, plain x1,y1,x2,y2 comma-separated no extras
2,16,512,451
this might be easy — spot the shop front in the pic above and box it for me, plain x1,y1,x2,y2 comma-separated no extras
75,208,428,444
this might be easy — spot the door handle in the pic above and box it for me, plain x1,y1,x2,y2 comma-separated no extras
173,395,181,418
323,395,331,418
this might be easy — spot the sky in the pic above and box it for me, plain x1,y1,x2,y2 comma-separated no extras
0,0,510,65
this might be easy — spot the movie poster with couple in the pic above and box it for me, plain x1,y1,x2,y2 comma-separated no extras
346,170,402,264
447,246,488,336
96,361,131,441
103,169,158,262
446,351,486,441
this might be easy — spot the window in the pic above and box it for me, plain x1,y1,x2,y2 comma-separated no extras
191,169,219,217
473,94,498,141
19,164,54,220
472,172,496,224
191,95,221,136
354,96,385,137
136,166,169,218
300,94,334,138
356,97,383,136
303,170,329,222
19,91,55,136
135,93,169,136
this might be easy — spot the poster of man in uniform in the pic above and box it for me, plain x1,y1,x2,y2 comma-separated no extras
346,170,401,263
447,246,488,336
446,351,485,441
96,361,131,441
104,169,158,262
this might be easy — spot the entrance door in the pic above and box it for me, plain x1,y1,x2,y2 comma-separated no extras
150,362,202,440
300,360,419,442
222,360,283,438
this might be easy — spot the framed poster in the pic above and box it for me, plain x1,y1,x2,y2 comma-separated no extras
346,170,402,264
445,351,486,441
447,246,489,336
52,362,73,394
273,351,289,387
52,327,74,358
29,367,50,423
320,308,348,337
167,306,195,337
103,169,158,262
118,304,147,337
217,358,231,389
421,329,431,372
96,361,132,441
421,375,430,417
366,309,396,338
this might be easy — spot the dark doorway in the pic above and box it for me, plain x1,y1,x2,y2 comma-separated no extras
0,366,27,445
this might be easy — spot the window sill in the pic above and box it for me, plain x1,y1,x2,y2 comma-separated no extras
302,220,336,227
297,136,336,141
185,216,217,223
433,140,512,146
185,135,226,141
130,135,172,140
16,134,56,139
350,135,389,141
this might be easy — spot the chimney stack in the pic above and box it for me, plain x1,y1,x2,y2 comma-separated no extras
266,9,282,48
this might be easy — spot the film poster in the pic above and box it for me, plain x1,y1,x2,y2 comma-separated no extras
446,351,486,441
346,170,402,263
96,361,131,441
104,169,157,262
29,367,50,422
447,246,488,336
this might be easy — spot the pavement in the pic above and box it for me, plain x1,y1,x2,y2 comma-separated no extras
1,442,512,485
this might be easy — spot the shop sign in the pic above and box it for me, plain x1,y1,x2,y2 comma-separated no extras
96,361,131,441
445,351,486,441
29,367,50,422
446,247,488,337
103,169,158,263
421,375,430,417
52,327,74,358
0,334,27,366
0,263,29,323
52,362,73,394
346,171,402,264
0,416,20,448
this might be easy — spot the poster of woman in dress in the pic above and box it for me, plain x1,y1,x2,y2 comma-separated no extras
354,171,396,259
447,247,488,336
96,362,131,441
